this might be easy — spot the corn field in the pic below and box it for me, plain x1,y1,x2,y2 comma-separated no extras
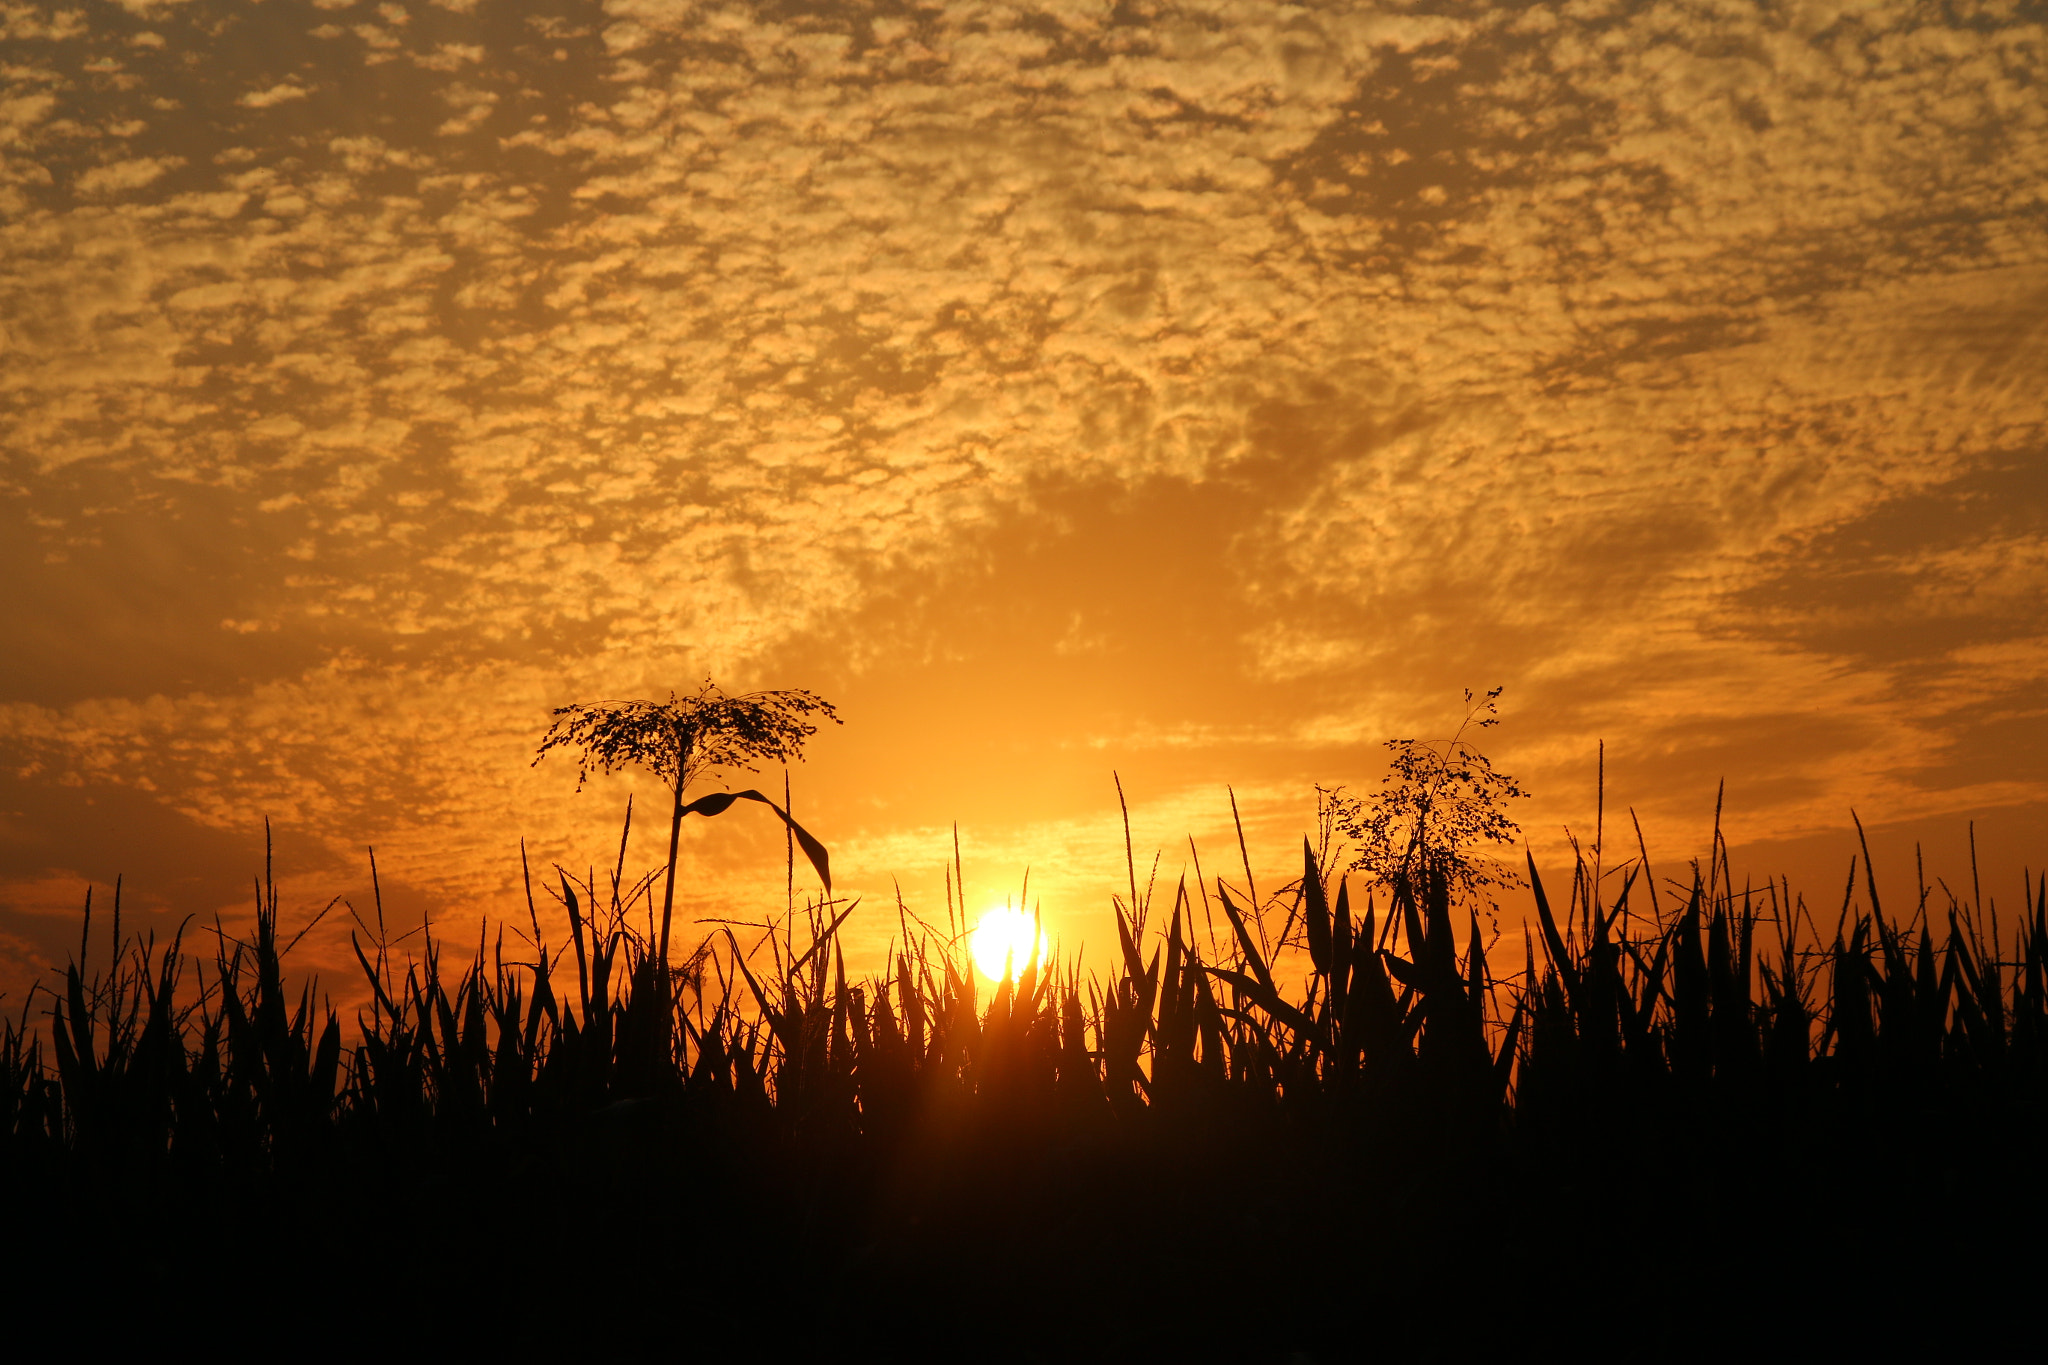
2,814,2043,1352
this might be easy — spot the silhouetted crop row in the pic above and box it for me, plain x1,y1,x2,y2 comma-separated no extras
4,812,2043,1347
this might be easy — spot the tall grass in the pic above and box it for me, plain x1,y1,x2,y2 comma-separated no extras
3,808,2043,1347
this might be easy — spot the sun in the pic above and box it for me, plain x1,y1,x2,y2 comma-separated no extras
969,906,1050,981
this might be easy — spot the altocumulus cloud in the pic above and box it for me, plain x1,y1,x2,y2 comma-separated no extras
0,0,2043,973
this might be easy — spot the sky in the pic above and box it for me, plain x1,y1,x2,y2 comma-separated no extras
2,0,2044,1006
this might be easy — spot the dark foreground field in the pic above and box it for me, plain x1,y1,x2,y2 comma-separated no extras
4,826,2044,1356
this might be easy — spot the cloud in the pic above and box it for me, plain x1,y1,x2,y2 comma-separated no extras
73,155,183,196
238,82,310,109
0,0,2044,956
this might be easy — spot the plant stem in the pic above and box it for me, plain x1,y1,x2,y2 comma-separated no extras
658,725,691,970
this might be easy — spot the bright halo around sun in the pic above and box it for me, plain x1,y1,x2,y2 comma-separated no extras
969,906,1050,981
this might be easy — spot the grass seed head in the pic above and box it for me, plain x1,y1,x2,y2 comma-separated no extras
533,680,841,795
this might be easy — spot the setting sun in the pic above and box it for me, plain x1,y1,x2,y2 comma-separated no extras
969,906,1050,981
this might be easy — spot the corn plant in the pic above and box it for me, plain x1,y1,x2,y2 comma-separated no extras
533,681,838,968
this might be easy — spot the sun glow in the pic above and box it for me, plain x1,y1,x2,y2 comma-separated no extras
969,906,1050,981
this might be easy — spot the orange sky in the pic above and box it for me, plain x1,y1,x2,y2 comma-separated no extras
2,0,2044,1005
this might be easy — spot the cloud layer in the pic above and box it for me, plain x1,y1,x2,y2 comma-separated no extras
2,0,2043,990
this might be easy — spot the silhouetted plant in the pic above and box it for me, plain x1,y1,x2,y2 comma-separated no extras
1330,686,1529,923
534,681,840,966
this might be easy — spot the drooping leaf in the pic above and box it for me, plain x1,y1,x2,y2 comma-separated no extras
682,788,833,893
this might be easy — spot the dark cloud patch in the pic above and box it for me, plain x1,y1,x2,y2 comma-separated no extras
1231,383,1438,500
1552,312,1768,385
7,0,626,209
1905,699,2048,797
1911,274,2048,390
1719,449,2048,668
0,764,422,1016
0,768,301,921
0,476,327,707
1215,391,1729,687
1266,15,1797,395
1276,34,1625,270
1602,708,1876,818
0,450,628,708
